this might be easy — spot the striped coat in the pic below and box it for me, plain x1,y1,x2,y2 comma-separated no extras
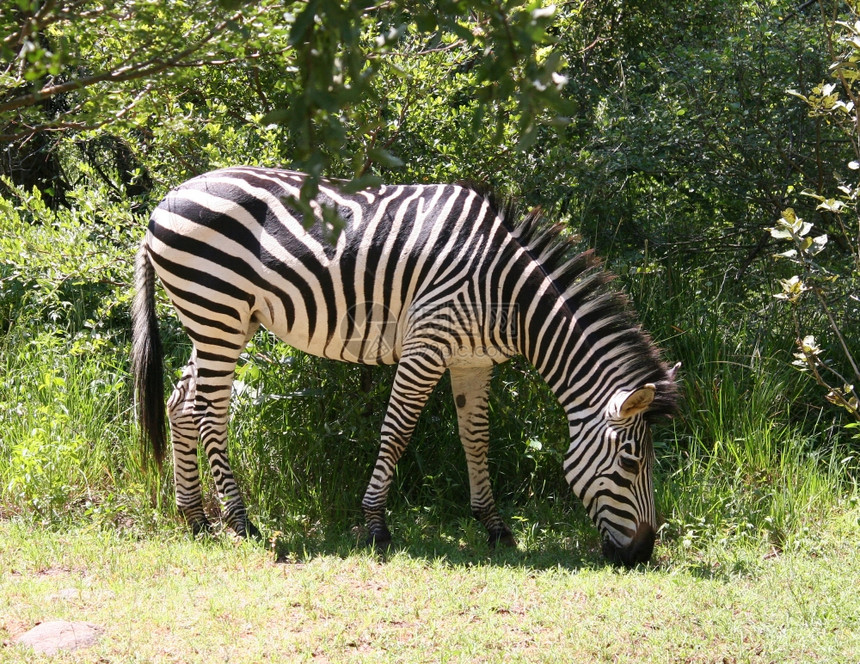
132,166,678,566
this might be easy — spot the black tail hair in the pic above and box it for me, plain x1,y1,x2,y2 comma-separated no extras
131,242,166,470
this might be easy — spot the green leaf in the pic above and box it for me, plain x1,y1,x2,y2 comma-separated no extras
368,147,404,168
341,174,383,193
816,199,843,213
259,108,291,126
289,1,319,46
809,234,828,256
773,249,797,259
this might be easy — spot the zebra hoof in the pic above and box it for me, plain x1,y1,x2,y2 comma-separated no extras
366,529,393,553
488,530,517,548
239,521,262,541
189,518,212,538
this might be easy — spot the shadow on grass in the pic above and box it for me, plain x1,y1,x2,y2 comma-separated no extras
174,508,759,582
264,521,762,580
178,499,756,578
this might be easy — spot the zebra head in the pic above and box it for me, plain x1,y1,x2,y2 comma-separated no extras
564,366,679,567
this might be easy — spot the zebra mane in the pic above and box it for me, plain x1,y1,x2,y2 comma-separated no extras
461,182,680,418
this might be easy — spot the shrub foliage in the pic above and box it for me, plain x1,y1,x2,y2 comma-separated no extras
1,0,857,546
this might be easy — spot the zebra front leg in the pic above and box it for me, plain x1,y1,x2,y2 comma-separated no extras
362,353,445,549
167,357,210,535
450,367,516,548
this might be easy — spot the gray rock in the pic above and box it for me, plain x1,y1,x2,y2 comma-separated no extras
14,620,101,655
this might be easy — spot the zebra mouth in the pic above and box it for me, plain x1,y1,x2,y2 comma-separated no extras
601,523,656,567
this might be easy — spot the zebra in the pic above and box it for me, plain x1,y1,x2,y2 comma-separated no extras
132,166,679,567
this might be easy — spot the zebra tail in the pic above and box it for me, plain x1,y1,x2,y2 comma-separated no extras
131,241,167,471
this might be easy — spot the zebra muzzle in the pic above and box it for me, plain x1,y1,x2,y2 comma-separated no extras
601,522,656,567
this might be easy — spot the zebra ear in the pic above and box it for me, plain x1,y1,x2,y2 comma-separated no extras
614,384,656,419
668,362,681,382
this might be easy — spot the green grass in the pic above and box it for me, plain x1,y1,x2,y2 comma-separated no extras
0,330,159,525
1,506,858,663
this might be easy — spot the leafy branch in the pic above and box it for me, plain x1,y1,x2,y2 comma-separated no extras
771,9,860,432
2,0,571,180
771,207,860,422
1,1,314,151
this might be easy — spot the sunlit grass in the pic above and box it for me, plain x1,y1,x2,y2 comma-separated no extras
1,508,858,663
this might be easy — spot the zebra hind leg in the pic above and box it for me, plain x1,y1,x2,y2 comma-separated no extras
193,346,261,540
450,367,516,548
167,356,211,536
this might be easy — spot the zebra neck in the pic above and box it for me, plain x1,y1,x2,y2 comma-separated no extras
518,297,644,417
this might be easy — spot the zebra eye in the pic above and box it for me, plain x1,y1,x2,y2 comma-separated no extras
618,455,640,474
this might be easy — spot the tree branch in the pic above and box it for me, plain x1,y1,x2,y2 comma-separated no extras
0,10,245,114
0,82,152,141
812,286,860,383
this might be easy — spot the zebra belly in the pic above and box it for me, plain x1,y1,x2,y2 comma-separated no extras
444,344,510,368
255,296,404,366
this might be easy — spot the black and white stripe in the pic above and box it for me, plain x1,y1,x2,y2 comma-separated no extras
132,166,678,565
